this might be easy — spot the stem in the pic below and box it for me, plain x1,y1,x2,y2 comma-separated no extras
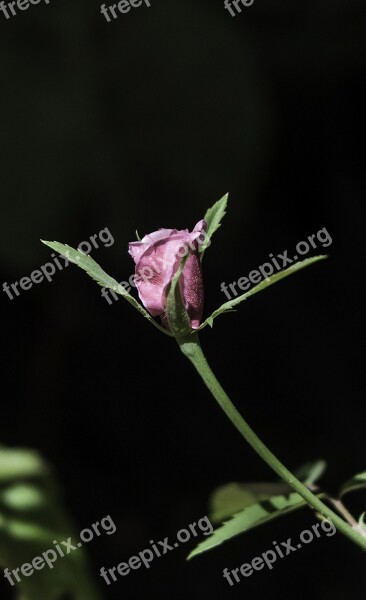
178,332,366,551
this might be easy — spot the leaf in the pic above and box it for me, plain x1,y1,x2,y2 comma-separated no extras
0,448,48,482
294,460,327,486
197,256,327,330
41,240,172,337
0,446,101,600
210,482,292,524
209,461,326,524
359,512,366,531
199,193,228,254
339,472,366,498
188,492,308,559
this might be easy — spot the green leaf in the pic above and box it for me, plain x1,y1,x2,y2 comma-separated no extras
0,446,101,600
210,482,292,524
188,492,309,559
0,448,48,482
209,461,326,524
199,193,228,254
197,256,327,330
358,512,366,532
339,472,366,498
294,460,327,486
41,240,172,337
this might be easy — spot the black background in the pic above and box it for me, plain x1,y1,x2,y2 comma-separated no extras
1,0,366,598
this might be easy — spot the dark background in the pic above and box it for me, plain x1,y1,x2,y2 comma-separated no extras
1,0,366,598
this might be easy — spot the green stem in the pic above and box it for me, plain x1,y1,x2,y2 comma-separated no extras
178,332,366,551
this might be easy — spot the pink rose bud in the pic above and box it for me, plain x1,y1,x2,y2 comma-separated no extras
129,220,206,330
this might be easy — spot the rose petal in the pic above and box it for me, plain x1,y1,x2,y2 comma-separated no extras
129,220,206,329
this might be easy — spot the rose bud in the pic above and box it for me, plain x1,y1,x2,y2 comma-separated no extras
129,220,206,329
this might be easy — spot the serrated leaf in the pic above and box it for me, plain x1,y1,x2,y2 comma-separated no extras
41,241,172,337
209,461,326,524
199,194,228,254
0,446,101,600
188,493,308,559
197,256,327,330
339,472,366,498
210,482,291,524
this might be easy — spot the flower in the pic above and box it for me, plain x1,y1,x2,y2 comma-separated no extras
129,220,206,329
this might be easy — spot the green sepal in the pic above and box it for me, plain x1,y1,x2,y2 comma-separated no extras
200,194,228,255
166,255,191,337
